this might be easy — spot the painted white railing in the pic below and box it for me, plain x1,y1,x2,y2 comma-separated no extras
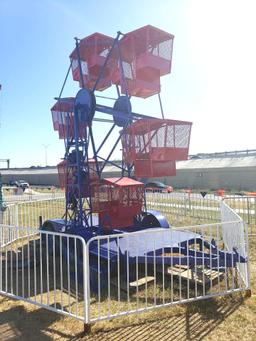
0,208,249,324
0,225,88,323
0,194,251,325
86,219,249,322
2,197,65,228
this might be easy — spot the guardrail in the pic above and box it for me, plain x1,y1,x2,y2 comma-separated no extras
2,193,256,237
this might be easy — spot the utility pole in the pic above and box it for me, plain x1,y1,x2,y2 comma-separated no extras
42,144,50,167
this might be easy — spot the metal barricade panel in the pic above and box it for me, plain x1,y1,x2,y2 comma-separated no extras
0,225,88,322
0,195,250,324
87,222,249,322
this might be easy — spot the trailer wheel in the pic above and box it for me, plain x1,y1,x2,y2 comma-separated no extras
141,211,169,229
41,221,60,255
141,214,161,227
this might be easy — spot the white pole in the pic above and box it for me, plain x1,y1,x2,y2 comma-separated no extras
42,144,50,166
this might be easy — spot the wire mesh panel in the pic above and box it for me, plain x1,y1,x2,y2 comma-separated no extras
70,33,115,91
121,119,192,177
51,98,87,140
112,25,174,98
92,177,144,229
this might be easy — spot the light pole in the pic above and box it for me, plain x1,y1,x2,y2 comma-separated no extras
42,144,50,167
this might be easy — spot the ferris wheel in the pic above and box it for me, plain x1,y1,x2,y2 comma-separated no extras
50,25,192,232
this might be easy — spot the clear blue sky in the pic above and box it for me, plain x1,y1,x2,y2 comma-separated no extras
1,0,256,167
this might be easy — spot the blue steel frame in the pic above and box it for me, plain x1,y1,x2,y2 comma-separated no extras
55,31,179,230
61,32,146,230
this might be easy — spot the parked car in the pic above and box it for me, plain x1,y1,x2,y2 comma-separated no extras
144,181,173,193
9,180,29,190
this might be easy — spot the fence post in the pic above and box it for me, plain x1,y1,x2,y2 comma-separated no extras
188,193,192,215
246,197,250,226
245,220,251,291
254,198,256,234
83,239,91,333
15,203,19,226
184,193,187,216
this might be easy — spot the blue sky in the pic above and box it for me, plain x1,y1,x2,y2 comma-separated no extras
1,0,256,167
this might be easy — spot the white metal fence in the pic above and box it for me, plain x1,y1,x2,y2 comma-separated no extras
1,193,221,235
220,201,249,285
3,192,256,234
146,192,221,223
86,219,249,322
0,225,88,322
3,191,64,203
223,196,256,236
1,197,65,228
0,206,249,324
0,192,251,325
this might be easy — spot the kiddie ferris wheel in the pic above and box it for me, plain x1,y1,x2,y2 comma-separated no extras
42,26,246,295
50,25,192,234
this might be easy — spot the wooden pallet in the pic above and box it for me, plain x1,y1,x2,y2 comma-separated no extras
166,265,223,285
129,276,155,288
110,276,155,292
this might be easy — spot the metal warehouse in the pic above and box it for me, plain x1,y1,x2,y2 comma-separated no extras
171,155,256,191
1,152,256,191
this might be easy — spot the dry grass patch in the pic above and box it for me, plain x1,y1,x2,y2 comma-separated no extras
0,237,255,340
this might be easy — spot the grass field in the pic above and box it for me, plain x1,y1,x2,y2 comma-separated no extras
0,237,255,341
0,195,255,340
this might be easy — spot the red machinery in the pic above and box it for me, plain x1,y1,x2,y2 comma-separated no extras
51,25,191,230
57,160,67,189
51,98,87,139
70,33,115,91
92,177,144,229
112,25,174,98
121,119,192,177
57,158,99,199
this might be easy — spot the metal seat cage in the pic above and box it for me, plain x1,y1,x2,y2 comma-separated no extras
121,119,192,177
91,178,145,230
112,25,174,98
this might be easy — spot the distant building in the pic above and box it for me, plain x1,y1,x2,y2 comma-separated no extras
1,150,256,191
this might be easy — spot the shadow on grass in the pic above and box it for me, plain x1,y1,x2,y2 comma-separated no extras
74,295,244,341
0,300,62,341
0,291,246,341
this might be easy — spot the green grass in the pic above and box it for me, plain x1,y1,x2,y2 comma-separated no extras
2,199,65,228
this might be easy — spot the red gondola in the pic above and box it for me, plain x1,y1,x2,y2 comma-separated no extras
121,119,192,177
112,25,174,98
70,33,115,91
